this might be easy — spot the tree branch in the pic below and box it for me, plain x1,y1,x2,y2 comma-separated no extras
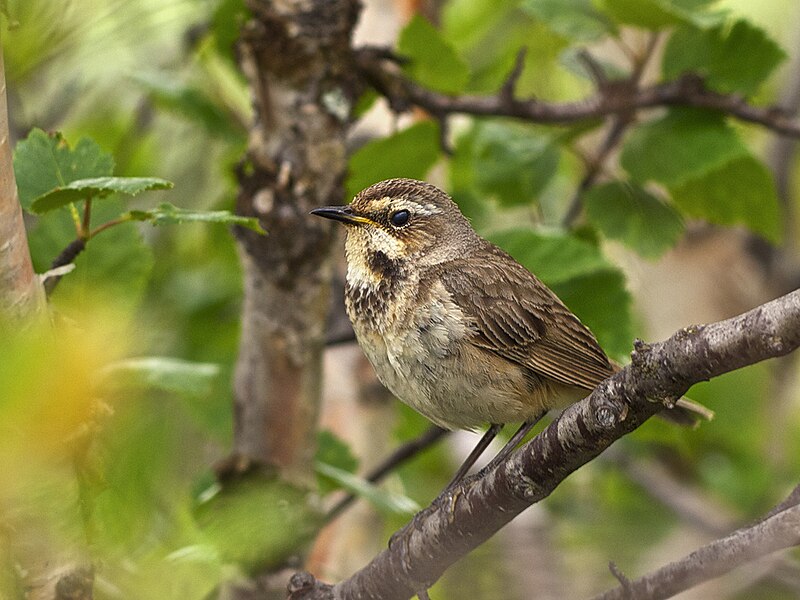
562,34,662,227
592,488,800,600
355,49,800,138
289,289,800,599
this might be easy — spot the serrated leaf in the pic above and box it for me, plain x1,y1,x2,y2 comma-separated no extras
488,229,612,284
315,430,359,494
314,462,420,516
397,14,470,94
471,121,560,206
13,128,114,210
621,109,747,187
521,0,616,41
585,182,684,258
346,121,440,199
97,357,221,399
597,0,725,30
663,20,786,95
30,177,173,214
127,203,265,234
671,156,780,242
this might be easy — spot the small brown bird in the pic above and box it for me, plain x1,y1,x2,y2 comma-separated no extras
312,178,710,484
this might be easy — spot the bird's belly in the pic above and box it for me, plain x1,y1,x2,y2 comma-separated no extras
353,294,547,430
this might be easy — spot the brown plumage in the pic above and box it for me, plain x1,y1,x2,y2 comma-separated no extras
312,178,709,473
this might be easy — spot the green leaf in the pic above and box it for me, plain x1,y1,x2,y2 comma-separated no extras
597,0,725,30
584,182,684,258
550,269,633,359
196,476,321,572
30,177,173,214
314,462,420,516
97,357,221,399
471,121,560,206
671,156,781,242
397,14,470,94
134,74,246,141
211,0,250,64
346,121,440,199
315,430,359,495
128,203,265,234
28,198,154,316
488,229,632,357
442,3,567,95
488,229,612,284
521,0,616,41
621,109,747,187
13,128,114,210
663,20,786,95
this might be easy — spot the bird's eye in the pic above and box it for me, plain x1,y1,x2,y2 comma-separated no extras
389,209,410,227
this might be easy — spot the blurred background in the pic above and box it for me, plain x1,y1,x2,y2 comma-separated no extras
2,0,800,598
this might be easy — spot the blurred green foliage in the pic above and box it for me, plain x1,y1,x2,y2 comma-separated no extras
3,0,800,598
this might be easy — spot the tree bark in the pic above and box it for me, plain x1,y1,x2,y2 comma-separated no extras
0,42,44,322
230,0,361,482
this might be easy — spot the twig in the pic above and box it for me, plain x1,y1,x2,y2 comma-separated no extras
44,239,86,296
356,50,800,138
501,47,528,104
324,426,449,523
607,452,800,594
591,501,800,600
608,562,632,598
45,215,133,296
576,50,608,88
562,33,661,227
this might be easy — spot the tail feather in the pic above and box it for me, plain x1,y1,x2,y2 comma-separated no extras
658,397,715,427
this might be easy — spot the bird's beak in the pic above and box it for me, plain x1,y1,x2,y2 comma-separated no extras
310,206,373,226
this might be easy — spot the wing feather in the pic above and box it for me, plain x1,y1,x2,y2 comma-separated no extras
434,242,614,390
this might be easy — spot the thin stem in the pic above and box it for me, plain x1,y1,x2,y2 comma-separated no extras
69,202,83,236
45,214,133,296
562,32,661,228
89,214,132,238
81,198,92,240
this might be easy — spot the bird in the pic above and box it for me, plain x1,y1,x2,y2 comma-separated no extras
311,178,711,486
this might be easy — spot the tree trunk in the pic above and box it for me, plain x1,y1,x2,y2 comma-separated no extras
0,42,44,322
231,0,361,481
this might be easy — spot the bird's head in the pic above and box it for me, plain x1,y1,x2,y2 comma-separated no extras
311,179,477,283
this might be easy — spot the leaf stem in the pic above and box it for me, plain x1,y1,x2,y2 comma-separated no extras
89,214,132,238
81,198,92,240
68,202,83,235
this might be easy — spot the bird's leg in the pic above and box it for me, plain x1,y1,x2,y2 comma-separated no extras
445,423,503,491
479,411,547,476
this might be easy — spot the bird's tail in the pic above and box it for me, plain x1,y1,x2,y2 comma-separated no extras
609,360,714,427
659,396,715,427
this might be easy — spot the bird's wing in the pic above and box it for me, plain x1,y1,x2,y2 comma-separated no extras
435,245,615,390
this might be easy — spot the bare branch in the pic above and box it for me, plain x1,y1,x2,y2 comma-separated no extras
289,290,800,599
356,50,800,138
592,499,800,600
